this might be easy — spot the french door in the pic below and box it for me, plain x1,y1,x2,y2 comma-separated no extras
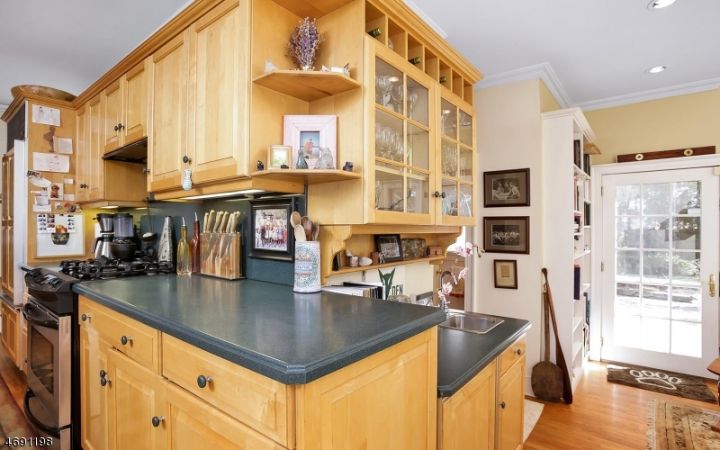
601,167,719,376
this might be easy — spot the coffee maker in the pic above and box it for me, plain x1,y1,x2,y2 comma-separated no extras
111,213,137,260
94,213,115,259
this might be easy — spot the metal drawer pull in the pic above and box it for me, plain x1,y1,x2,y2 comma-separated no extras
120,335,133,346
151,416,165,427
500,401,506,409
196,375,213,389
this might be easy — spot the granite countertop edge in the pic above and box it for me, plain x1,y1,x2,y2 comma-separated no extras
437,320,531,397
73,283,445,384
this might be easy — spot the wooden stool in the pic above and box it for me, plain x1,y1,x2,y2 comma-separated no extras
706,358,720,432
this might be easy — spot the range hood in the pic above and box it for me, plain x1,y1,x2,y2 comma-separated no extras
103,138,147,163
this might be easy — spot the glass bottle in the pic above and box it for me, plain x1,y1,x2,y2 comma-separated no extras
176,218,191,277
190,212,201,274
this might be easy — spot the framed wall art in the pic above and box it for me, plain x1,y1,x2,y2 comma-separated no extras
283,115,337,170
494,259,518,289
250,199,294,261
375,234,403,262
483,168,530,207
268,145,292,169
483,216,529,254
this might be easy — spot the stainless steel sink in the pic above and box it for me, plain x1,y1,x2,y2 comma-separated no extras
440,311,504,334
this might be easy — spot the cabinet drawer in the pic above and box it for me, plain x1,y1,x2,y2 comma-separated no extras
499,336,526,376
162,334,294,448
78,297,160,371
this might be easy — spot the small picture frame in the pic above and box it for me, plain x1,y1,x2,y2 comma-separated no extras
375,234,403,262
483,216,530,254
283,115,337,170
483,169,530,207
268,145,291,169
249,199,294,261
494,259,518,289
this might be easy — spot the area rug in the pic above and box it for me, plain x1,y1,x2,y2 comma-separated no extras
0,376,35,446
524,399,545,442
648,400,720,449
607,364,716,403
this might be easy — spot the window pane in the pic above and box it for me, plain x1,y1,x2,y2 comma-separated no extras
459,110,472,146
407,123,429,170
643,251,669,283
642,217,670,249
671,321,700,357
671,286,701,322
616,283,640,316
375,109,403,162
616,217,640,248
617,250,640,280
407,171,429,214
441,139,457,177
672,217,700,250
642,183,671,215
375,163,404,212
459,148,473,183
616,185,640,215
375,58,403,113
459,184,472,217
442,179,458,216
672,252,700,284
407,77,428,125
673,181,700,215
441,99,457,139
641,285,669,319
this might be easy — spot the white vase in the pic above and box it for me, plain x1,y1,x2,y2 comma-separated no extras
294,241,321,293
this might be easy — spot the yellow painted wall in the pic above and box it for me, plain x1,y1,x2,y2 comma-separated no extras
539,81,561,113
586,89,720,164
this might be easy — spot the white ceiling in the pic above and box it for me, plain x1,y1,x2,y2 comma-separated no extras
408,0,720,109
1,1,718,110
0,0,190,107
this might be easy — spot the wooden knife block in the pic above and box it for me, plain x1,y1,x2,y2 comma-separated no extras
200,232,243,280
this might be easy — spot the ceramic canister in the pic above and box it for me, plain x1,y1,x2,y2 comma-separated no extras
294,241,321,293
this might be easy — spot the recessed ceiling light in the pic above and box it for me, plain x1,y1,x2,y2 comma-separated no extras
646,65,667,74
648,0,677,9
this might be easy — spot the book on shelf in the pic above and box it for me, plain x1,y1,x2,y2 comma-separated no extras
573,139,582,168
573,265,581,300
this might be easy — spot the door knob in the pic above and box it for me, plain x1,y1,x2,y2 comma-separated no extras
710,274,717,298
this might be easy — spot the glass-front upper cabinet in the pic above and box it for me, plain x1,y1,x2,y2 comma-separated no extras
371,43,435,224
438,96,475,225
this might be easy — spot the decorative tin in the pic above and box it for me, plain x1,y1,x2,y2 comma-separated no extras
294,241,321,293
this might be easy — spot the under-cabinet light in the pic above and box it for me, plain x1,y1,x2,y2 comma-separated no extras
648,0,677,9
100,205,119,209
180,189,264,200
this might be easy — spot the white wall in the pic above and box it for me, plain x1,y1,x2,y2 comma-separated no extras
473,79,546,392
326,262,435,301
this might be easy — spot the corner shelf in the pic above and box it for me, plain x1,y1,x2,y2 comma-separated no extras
252,70,361,101
251,169,361,185
331,255,445,277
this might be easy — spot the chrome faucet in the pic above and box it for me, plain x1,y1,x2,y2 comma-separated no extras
438,270,454,313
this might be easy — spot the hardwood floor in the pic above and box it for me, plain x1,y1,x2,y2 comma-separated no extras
0,342,27,410
524,361,720,449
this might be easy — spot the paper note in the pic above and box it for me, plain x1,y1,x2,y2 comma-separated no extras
53,137,73,154
33,152,70,173
32,105,61,126
63,194,75,201
63,178,74,185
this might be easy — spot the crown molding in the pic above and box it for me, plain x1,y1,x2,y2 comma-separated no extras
575,77,720,111
476,62,571,108
0,104,7,116
402,0,448,39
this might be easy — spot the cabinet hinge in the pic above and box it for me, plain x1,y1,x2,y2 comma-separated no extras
600,336,604,348
600,186,604,196
601,262,605,272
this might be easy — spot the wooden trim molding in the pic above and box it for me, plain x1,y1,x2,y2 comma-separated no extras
616,146,715,163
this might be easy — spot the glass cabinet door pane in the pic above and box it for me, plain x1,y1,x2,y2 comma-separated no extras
407,124,429,170
459,184,472,217
459,148,472,183
442,179,458,216
441,99,457,138
375,110,404,163
375,58,403,114
441,139,457,177
407,77,428,126
375,163,405,212
407,171,429,214
459,110,472,146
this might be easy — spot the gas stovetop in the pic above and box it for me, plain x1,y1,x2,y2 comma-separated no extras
60,257,173,280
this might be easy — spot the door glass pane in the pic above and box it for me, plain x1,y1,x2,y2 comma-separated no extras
459,110,472,146
407,77,428,126
642,217,670,249
671,321,700,357
671,286,701,322
375,110,403,162
375,58,403,113
407,171,429,214
641,285,669,319
673,217,700,250
375,163,404,212
673,181,700,214
459,148,473,183
441,139,457,177
407,124,429,170
616,217,640,248
617,250,640,280
442,179,457,216
616,185,641,215
441,99,457,138
672,252,700,284
643,251,669,282
459,184,472,217
642,183,671,215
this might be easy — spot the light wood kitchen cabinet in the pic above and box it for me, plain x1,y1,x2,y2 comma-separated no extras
149,0,250,192
75,106,89,203
497,338,526,450
103,80,123,152
79,326,110,450
1,153,14,297
0,301,18,364
103,60,150,153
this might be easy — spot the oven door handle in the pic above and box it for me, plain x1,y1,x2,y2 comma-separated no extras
23,389,61,438
22,302,58,330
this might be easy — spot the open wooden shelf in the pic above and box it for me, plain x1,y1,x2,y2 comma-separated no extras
253,70,361,101
331,255,445,276
251,169,360,185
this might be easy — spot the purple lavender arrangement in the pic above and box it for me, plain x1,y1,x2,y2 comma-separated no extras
287,17,322,71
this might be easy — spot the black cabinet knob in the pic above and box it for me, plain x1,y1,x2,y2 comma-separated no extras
81,313,88,321
433,191,447,199
182,155,192,164
113,124,119,132
515,348,523,356
100,377,109,387
151,416,164,427
120,335,132,346
117,123,124,131
99,370,106,378
500,401,506,409
196,375,213,389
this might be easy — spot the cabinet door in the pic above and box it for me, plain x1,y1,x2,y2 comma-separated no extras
0,302,17,363
107,350,166,450
497,357,525,450
187,0,249,185
75,107,89,203
439,362,495,450
104,80,123,153
149,31,189,192
79,325,110,450
88,96,105,201
124,60,150,145
164,382,284,450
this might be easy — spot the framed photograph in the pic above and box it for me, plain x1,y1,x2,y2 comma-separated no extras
483,216,529,254
268,145,291,169
401,238,426,260
283,115,337,170
250,199,294,261
494,260,518,289
375,234,403,262
484,169,530,207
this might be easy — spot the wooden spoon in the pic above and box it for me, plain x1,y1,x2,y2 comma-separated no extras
301,217,313,241
311,221,319,241
290,211,302,228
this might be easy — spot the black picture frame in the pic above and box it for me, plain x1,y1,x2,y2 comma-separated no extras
249,199,294,261
375,234,403,262
483,216,530,254
494,259,518,289
483,168,530,207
